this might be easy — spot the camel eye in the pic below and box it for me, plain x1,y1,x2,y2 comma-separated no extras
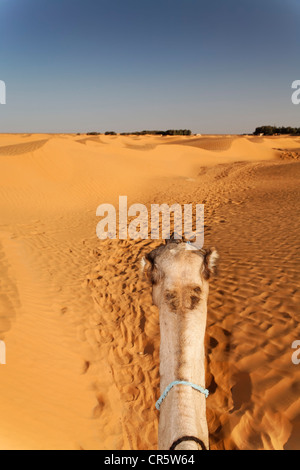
193,286,201,294
165,290,180,313
189,286,202,310
190,295,200,309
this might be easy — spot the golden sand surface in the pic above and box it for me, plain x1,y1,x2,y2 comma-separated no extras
0,133,299,449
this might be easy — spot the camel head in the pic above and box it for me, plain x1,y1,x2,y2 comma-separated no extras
143,236,218,312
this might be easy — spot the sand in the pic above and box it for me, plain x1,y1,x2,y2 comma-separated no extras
0,133,299,450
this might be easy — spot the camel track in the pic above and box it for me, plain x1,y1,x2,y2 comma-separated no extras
0,134,299,450
86,159,300,450
86,238,160,449
204,165,300,449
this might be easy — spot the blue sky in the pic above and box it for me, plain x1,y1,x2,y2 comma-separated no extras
0,0,300,133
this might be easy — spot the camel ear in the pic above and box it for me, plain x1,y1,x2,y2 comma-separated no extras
140,256,147,274
143,249,161,285
203,248,218,280
140,254,152,282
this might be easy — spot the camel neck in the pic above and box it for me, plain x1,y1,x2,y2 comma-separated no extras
159,305,207,389
158,303,209,450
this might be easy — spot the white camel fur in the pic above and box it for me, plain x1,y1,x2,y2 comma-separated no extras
144,236,218,450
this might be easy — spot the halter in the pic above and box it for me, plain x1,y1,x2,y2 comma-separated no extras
155,380,209,411
156,380,209,451
170,436,207,450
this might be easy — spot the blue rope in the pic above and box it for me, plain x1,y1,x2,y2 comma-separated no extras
155,380,209,411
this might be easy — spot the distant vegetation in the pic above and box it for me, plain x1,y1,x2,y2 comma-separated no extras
86,129,192,136
120,129,192,136
254,126,300,136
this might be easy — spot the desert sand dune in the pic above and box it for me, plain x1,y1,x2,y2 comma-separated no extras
76,136,106,145
0,139,49,156
163,135,237,151
125,142,157,151
0,134,299,449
